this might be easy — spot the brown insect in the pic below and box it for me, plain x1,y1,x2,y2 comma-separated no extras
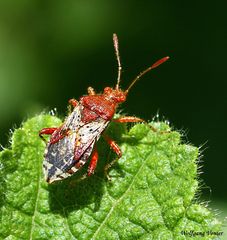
39,33,169,183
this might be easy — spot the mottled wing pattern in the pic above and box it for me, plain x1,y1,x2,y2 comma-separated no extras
74,117,109,160
43,105,109,183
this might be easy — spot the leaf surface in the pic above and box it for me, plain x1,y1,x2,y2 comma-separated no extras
0,115,222,239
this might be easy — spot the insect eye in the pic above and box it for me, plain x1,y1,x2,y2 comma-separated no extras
117,94,126,102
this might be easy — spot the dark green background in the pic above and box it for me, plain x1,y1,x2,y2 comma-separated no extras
0,0,226,205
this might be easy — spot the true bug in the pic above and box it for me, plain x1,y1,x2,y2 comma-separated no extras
39,33,169,183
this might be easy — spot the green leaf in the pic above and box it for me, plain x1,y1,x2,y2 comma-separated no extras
0,114,223,240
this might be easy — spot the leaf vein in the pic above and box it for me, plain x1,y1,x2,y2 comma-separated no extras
91,146,150,239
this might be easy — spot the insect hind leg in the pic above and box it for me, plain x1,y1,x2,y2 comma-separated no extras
103,134,122,181
69,144,99,186
74,145,99,177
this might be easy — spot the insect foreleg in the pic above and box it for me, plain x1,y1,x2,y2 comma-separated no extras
39,128,58,143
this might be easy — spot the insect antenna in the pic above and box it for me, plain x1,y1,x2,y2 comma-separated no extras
125,56,169,94
113,33,122,90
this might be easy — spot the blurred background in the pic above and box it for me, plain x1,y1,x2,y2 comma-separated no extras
0,0,226,228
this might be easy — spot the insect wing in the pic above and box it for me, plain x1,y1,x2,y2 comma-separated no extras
43,106,82,182
43,105,109,183
74,116,109,161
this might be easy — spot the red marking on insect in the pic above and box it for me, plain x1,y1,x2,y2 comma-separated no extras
39,33,169,183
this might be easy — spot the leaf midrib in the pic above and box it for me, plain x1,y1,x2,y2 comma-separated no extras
91,146,155,239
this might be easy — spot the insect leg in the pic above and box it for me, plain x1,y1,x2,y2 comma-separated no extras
113,116,145,123
113,116,158,132
87,87,96,95
103,134,122,157
49,128,71,144
68,99,79,108
39,128,57,142
68,99,79,113
87,147,99,176
69,142,97,186
103,134,122,180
